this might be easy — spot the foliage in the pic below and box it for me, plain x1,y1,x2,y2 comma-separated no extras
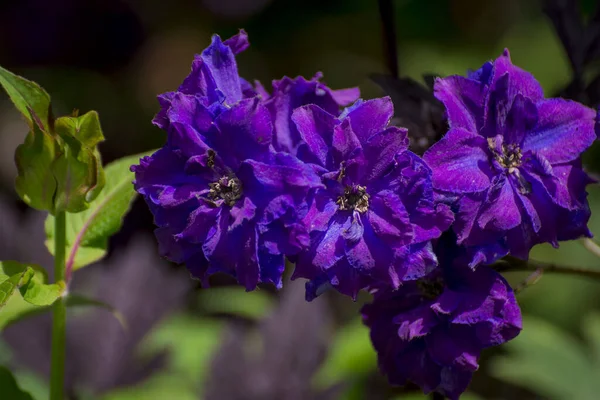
45,151,154,270
0,66,105,214
0,366,34,400
491,314,600,400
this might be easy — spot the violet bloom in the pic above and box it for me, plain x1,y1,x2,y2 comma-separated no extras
361,260,522,399
132,31,322,290
424,50,596,266
264,72,360,154
291,97,454,300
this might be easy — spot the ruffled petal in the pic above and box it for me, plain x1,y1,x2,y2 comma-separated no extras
199,34,243,104
478,175,521,231
291,104,338,167
433,75,486,132
345,97,394,141
214,97,272,165
362,126,409,182
489,49,544,103
267,74,359,154
368,190,414,249
332,118,362,163
425,326,481,372
222,29,249,55
522,98,595,163
424,128,494,193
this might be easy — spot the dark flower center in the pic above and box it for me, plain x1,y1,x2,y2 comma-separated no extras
416,277,445,300
208,176,242,206
488,138,522,172
336,185,370,213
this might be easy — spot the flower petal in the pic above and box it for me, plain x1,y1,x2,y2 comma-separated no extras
345,97,394,142
214,97,272,164
222,29,249,55
199,34,243,104
368,190,414,248
522,98,595,163
426,325,481,372
489,49,544,103
434,75,486,132
292,104,338,167
478,175,521,231
424,128,494,193
362,126,409,182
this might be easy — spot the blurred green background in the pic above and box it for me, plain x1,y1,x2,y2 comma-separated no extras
1,0,600,399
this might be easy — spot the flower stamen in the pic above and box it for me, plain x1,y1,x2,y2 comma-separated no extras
488,139,523,171
337,185,370,213
208,176,242,206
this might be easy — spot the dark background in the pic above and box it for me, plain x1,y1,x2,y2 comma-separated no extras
1,0,600,399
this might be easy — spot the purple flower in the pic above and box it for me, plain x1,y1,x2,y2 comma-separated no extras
361,253,522,399
263,72,360,155
424,49,596,266
132,31,322,290
290,97,454,300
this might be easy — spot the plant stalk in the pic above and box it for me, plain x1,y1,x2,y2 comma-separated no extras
50,211,66,400
497,255,600,280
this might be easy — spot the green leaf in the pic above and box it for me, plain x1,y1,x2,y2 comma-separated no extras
0,291,122,332
0,366,34,400
0,268,34,308
490,315,600,399
140,315,223,390
0,66,59,213
65,294,127,329
14,117,58,212
45,150,156,270
101,375,197,400
198,286,274,319
315,318,377,388
0,261,64,309
52,111,105,213
0,65,52,131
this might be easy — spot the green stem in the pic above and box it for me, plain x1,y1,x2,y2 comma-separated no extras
497,255,600,280
50,211,66,400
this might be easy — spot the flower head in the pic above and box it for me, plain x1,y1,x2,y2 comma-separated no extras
132,31,322,290
424,49,595,266
361,245,522,399
291,97,454,300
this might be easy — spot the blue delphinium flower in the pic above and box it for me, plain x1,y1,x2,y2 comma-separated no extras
132,31,323,290
290,97,454,300
423,49,596,266
361,239,522,399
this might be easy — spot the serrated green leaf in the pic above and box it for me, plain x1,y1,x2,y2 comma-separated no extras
52,111,105,213
0,261,64,311
0,65,52,131
46,150,156,270
0,366,34,400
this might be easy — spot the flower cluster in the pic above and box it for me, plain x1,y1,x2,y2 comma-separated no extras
133,31,596,398
362,236,522,398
